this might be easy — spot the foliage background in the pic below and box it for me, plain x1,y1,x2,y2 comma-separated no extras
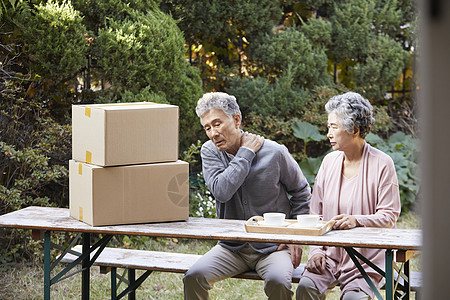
0,0,418,262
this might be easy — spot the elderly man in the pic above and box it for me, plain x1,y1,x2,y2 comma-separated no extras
183,92,311,299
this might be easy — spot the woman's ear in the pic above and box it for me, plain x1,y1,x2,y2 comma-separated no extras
354,127,360,137
233,114,241,129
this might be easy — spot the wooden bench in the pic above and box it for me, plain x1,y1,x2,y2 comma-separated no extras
60,245,421,299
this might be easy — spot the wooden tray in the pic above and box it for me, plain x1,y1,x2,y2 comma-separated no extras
245,216,335,236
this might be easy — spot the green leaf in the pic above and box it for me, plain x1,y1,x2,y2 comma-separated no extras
299,157,323,185
366,132,385,147
292,120,326,142
388,131,408,144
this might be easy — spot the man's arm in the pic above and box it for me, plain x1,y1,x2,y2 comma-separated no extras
278,145,311,217
201,133,264,203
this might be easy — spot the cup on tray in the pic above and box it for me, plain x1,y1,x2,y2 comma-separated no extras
263,212,286,226
296,214,322,227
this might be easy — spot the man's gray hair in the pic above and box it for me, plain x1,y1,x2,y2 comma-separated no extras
195,92,242,123
325,92,375,139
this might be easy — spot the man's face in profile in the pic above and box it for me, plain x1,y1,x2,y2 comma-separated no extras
201,109,241,154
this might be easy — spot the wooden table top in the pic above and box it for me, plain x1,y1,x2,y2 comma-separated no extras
0,206,421,250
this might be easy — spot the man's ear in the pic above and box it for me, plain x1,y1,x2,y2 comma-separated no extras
354,127,360,137
233,114,241,129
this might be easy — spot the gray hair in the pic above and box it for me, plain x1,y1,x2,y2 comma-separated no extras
325,92,375,138
195,92,242,123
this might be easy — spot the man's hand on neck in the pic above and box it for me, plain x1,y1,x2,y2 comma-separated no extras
240,132,264,153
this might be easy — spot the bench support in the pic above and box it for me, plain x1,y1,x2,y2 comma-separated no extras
344,247,415,300
109,267,153,300
44,231,51,300
55,245,420,300
82,233,90,300
345,247,384,300
43,231,113,300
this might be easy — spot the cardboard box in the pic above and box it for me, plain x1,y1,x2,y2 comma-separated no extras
72,102,179,166
69,160,189,226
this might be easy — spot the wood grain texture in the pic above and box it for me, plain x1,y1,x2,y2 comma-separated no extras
59,245,306,282
244,216,335,236
0,206,421,250
59,245,421,289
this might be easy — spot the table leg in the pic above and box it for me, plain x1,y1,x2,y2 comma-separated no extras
111,267,117,300
385,249,394,300
44,230,51,300
344,247,384,300
128,269,136,300
404,259,411,299
82,232,91,300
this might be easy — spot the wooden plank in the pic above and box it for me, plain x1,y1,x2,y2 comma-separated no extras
32,229,44,240
60,246,421,290
396,250,417,262
59,245,306,282
0,207,422,250
60,245,201,273
379,271,422,291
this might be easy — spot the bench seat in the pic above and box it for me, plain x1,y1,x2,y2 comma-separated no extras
60,245,305,282
60,245,421,295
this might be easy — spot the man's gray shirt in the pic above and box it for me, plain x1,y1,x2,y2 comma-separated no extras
201,139,311,254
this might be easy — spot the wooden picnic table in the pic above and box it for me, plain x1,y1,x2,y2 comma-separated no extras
0,206,421,300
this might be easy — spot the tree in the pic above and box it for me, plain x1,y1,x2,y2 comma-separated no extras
91,7,203,144
0,0,203,261
161,0,283,90
163,0,416,135
20,0,87,83
8,0,203,147
250,26,331,88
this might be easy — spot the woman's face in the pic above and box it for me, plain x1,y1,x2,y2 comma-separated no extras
327,112,356,151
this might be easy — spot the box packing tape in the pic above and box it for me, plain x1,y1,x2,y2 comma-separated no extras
91,102,159,108
85,151,92,164
79,206,83,222
78,163,83,175
83,102,159,113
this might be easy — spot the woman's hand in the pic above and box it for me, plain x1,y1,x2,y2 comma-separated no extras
306,253,326,274
332,214,358,230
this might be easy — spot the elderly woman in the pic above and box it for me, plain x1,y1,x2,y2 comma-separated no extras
296,92,401,300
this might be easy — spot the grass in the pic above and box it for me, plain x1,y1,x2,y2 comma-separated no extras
0,212,420,299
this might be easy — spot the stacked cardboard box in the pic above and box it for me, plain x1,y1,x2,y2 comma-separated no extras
69,102,189,226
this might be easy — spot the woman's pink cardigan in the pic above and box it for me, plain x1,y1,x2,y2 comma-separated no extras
308,142,401,293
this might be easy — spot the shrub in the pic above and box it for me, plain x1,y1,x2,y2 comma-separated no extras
366,132,419,211
20,0,88,82
0,90,70,262
226,67,308,119
291,120,419,212
95,9,185,93
180,141,216,218
94,8,203,149
251,27,331,88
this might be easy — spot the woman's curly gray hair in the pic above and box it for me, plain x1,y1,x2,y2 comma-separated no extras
325,92,375,139
195,92,242,124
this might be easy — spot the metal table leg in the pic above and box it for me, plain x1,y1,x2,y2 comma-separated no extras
40,230,111,299
82,232,91,300
44,230,51,300
128,269,135,300
111,267,117,300
385,249,394,300
345,247,384,300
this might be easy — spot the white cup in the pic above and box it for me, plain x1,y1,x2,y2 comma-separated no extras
296,215,322,227
263,212,286,226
